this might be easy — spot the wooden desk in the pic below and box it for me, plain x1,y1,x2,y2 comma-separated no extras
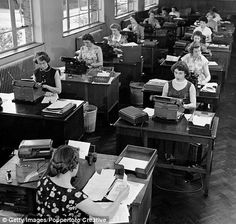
0,153,153,224
61,72,120,122
142,84,221,112
0,93,84,149
115,116,219,196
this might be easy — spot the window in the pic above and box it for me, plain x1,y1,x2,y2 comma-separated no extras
0,0,34,53
115,0,134,17
62,0,101,34
145,0,158,9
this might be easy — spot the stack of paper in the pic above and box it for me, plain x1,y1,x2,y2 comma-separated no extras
68,140,90,159
106,179,144,205
192,115,213,127
83,169,116,201
201,82,218,93
208,61,218,66
121,42,138,47
46,100,71,110
143,108,154,117
118,157,148,171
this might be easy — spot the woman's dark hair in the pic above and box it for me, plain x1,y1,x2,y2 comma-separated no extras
82,33,95,44
171,61,189,76
172,7,178,11
110,23,121,31
192,31,206,43
189,42,201,54
148,9,155,15
48,145,80,177
34,52,50,64
199,16,208,23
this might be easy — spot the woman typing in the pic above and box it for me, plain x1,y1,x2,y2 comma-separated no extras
182,42,211,86
33,51,61,96
77,34,103,68
143,10,161,29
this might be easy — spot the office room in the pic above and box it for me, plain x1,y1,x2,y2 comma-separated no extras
0,0,236,223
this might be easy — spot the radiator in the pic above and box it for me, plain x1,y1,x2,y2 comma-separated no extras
75,28,103,51
0,55,34,93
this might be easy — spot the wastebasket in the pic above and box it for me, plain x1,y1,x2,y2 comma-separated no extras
84,105,97,133
129,82,144,106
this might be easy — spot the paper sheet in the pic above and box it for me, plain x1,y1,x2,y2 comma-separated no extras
41,94,58,104
46,100,71,110
121,42,138,46
106,179,145,205
208,61,218,66
83,170,116,201
68,140,90,159
92,203,129,224
143,108,154,117
184,114,192,121
166,55,180,62
118,157,148,171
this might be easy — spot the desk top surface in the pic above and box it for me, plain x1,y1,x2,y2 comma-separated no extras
0,152,151,205
115,116,219,140
0,93,83,119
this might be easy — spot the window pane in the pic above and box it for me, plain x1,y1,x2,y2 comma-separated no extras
17,27,33,47
63,18,68,32
90,10,98,24
0,0,12,32
69,0,79,16
117,3,128,15
0,31,13,52
14,0,32,28
70,14,88,30
63,0,67,17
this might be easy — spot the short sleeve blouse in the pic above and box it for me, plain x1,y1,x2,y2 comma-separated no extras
181,53,209,84
80,45,101,65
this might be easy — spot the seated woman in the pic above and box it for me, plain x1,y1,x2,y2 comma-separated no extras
193,16,212,43
162,61,196,111
107,23,127,53
126,15,144,41
169,7,180,18
37,145,129,222
182,42,211,86
33,51,61,96
77,34,103,68
207,12,218,32
186,31,212,56
143,10,161,29
206,7,222,23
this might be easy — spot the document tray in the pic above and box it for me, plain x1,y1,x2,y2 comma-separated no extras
114,145,157,179
188,111,215,136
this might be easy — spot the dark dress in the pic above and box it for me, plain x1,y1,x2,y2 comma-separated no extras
159,80,194,166
37,176,92,224
34,66,56,92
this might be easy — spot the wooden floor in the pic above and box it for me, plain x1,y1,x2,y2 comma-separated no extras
82,18,236,224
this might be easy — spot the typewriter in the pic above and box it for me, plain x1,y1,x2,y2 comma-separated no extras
61,56,88,75
151,95,184,122
120,30,138,43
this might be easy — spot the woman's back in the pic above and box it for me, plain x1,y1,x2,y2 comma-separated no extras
37,176,90,223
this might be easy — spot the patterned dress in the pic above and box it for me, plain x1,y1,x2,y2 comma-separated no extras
79,45,102,65
37,176,92,224
181,53,209,85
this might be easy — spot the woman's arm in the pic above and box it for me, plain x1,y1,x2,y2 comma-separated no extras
42,70,62,94
77,47,83,61
183,84,196,110
162,82,169,96
77,185,129,219
139,25,145,40
91,47,103,67
202,63,211,85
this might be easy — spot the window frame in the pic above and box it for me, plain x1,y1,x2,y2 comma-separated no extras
114,0,135,18
0,0,34,54
62,0,101,35
144,0,158,10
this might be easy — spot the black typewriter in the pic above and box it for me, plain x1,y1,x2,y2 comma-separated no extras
143,23,154,34
120,30,138,43
61,56,88,75
95,42,116,60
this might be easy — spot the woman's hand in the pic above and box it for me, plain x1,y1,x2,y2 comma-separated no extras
35,82,42,88
42,84,49,89
116,184,130,202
